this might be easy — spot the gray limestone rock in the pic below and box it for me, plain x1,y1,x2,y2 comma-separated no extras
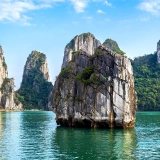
50,33,137,128
62,32,101,69
0,46,22,110
23,51,50,82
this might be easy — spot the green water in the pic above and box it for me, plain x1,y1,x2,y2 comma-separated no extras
0,111,160,160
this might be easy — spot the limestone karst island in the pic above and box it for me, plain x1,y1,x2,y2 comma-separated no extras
2,32,160,128
0,33,137,129
1,0,160,159
1,32,160,159
50,33,137,128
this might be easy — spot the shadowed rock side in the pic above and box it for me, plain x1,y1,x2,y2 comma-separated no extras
50,37,137,128
17,51,53,110
0,46,22,110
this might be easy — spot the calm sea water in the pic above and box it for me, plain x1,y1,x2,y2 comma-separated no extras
0,111,160,160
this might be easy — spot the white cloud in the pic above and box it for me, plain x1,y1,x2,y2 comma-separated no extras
0,0,112,24
0,0,89,24
104,0,112,6
138,0,160,15
70,0,89,13
0,0,62,25
97,9,105,14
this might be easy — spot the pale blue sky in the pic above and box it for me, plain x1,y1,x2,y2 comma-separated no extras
0,0,160,89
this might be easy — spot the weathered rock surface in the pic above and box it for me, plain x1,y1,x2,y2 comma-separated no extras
23,51,50,81
50,33,137,128
0,46,22,110
157,40,160,63
17,51,53,110
62,32,101,69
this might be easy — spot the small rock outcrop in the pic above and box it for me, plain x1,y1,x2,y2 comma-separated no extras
50,33,137,128
17,51,53,110
157,40,160,63
0,46,22,110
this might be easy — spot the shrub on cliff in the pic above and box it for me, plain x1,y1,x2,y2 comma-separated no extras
76,66,94,84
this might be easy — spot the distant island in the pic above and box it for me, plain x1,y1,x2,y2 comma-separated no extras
17,51,53,110
131,40,160,111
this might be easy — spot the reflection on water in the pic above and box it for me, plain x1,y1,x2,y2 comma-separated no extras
0,111,160,160
52,127,137,160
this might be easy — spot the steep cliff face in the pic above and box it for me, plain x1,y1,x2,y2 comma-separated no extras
50,33,137,128
17,51,53,110
62,32,101,69
0,46,22,110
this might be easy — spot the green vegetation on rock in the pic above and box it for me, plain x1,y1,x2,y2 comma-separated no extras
14,93,24,106
66,35,78,48
131,53,160,111
83,32,91,41
103,39,125,55
60,49,108,86
17,51,53,110
95,49,103,55
0,78,11,92
72,50,80,55
2,61,7,69
60,68,70,78
76,66,94,85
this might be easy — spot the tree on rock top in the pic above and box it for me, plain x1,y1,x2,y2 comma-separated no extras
103,39,126,55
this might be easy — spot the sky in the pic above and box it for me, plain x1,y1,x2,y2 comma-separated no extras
0,0,160,89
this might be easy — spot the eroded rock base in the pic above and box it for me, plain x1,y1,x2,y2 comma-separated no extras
56,118,135,129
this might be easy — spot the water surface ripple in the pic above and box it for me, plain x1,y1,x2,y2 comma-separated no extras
0,111,160,160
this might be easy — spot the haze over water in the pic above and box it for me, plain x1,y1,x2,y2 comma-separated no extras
0,111,160,160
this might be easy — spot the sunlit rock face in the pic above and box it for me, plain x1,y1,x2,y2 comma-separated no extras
62,32,101,69
23,51,50,82
0,46,22,110
50,33,137,128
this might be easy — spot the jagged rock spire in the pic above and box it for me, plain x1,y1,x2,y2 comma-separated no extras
23,51,50,83
18,50,53,110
